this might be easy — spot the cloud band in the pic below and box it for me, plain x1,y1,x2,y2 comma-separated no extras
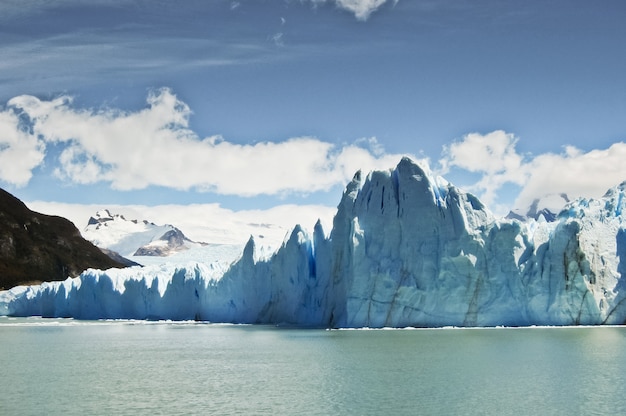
1,88,407,196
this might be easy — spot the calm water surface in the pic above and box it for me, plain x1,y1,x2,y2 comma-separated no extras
1,317,626,415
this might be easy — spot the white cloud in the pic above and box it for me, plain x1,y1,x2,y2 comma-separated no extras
270,32,285,47
0,108,46,186
335,0,389,20
439,130,526,206
10,86,625,218
3,88,408,196
516,142,626,211
439,130,626,214
310,0,392,21
440,130,522,175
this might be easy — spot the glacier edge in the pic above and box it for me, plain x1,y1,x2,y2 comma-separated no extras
2,157,626,328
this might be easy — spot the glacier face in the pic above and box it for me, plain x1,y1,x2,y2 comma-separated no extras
2,157,626,328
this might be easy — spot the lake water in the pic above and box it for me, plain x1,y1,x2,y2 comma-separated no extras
1,318,626,415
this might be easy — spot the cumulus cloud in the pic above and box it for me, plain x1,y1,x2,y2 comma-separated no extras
7,88,624,216
1,88,408,196
439,130,626,214
311,0,393,21
516,143,626,210
0,108,46,186
440,130,526,206
336,0,389,20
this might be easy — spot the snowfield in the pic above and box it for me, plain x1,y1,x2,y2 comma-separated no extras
2,157,626,328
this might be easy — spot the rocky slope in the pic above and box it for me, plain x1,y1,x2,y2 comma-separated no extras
0,188,128,290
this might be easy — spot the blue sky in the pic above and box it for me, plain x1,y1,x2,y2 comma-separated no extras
1,0,625,224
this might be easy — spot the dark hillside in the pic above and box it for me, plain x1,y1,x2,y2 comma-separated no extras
0,188,127,289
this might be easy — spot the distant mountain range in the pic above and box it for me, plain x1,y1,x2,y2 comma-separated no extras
507,193,571,222
82,209,207,257
0,189,128,290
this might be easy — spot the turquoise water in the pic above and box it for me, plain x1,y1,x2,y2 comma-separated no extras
1,318,626,415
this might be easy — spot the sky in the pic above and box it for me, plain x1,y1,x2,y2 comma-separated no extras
1,0,625,235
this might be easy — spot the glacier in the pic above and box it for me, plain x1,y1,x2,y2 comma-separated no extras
2,157,626,328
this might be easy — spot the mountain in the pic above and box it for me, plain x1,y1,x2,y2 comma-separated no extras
3,157,626,328
507,193,570,222
0,189,128,290
83,209,206,257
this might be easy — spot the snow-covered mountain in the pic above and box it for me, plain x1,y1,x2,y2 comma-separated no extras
507,193,571,222
3,157,626,328
83,209,206,257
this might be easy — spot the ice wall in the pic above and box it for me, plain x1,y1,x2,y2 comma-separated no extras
3,158,626,328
